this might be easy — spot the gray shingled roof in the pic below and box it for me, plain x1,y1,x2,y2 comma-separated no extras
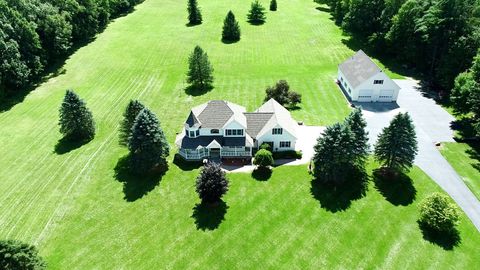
196,100,234,129
339,50,381,88
244,112,274,138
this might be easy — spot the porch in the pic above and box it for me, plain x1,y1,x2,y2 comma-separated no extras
178,146,252,160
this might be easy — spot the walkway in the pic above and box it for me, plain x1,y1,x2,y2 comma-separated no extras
358,79,480,232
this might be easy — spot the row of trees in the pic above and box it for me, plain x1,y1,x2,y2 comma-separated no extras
59,91,169,175
313,109,418,185
320,0,480,92
0,0,144,98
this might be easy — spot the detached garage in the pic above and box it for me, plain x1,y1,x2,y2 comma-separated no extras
337,50,400,102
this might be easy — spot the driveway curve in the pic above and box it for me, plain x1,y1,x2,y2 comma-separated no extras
357,79,480,232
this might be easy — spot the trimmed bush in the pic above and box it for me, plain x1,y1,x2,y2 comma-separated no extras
419,193,460,233
272,150,302,160
254,149,274,168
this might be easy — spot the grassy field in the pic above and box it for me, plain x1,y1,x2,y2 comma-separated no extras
441,142,480,200
0,0,478,268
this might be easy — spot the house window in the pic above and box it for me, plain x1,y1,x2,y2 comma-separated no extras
348,87,351,93
374,80,384,85
344,81,347,87
211,129,219,134
196,130,200,136
340,77,343,82
225,129,243,136
280,141,291,148
189,131,196,138
272,128,283,135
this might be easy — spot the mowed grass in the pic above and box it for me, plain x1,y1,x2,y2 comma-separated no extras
440,142,480,200
0,0,477,268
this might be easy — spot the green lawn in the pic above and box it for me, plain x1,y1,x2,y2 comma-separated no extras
0,0,478,268
441,142,480,200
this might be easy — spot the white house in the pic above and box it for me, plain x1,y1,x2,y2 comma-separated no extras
175,99,298,164
337,50,400,102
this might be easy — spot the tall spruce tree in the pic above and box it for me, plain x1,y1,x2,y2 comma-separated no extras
374,112,418,173
58,90,95,141
312,123,355,185
344,108,369,165
222,11,241,42
128,108,169,174
187,46,214,90
247,0,267,24
196,162,229,203
270,0,277,11
119,100,145,146
187,0,202,25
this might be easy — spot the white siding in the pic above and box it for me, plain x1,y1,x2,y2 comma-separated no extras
256,125,296,151
349,72,400,102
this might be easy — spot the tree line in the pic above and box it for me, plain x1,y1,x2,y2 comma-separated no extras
0,0,145,98
319,0,480,93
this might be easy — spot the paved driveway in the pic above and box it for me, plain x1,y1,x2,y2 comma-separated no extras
356,79,480,232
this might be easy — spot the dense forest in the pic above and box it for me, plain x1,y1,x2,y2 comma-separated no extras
0,0,144,98
320,0,480,93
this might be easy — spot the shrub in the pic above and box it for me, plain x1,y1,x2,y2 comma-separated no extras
254,149,274,168
272,150,302,160
419,193,460,233
247,0,266,24
0,240,46,270
196,162,229,203
58,90,95,141
260,143,272,151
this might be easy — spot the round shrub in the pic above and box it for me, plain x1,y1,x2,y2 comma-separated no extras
418,193,460,232
196,162,229,203
254,149,274,168
0,240,46,270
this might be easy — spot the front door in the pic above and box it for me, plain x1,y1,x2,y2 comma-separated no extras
210,148,220,158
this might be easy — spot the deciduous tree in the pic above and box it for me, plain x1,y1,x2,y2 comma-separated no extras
419,193,460,233
196,162,229,203
0,240,46,270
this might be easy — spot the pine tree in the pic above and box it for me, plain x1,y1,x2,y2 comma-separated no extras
374,112,418,173
128,108,169,174
58,90,95,141
344,108,369,166
312,123,355,184
196,162,229,203
187,0,202,25
247,0,267,25
222,11,241,42
119,100,145,146
186,46,214,90
270,0,277,11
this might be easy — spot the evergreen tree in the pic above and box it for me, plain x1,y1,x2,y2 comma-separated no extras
344,108,369,165
58,90,95,141
222,11,241,42
0,240,46,270
128,108,169,174
312,123,355,184
374,112,418,173
186,46,214,90
119,100,145,146
270,0,277,11
247,0,267,25
187,0,202,25
196,162,229,203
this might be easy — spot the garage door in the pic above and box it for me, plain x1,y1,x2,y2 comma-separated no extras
378,89,394,102
357,89,373,102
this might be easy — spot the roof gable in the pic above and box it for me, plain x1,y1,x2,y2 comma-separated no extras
255,99,298,138
244,112,274,138
339,50,382,88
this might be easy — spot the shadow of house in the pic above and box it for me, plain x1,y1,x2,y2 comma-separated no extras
251,167,272,181
184,84,213,97
310,167,368,213
173,154,203,171
54,136,92,155
418,222,461,250
191,201,228,231
373,169,416,206
114,155,167,202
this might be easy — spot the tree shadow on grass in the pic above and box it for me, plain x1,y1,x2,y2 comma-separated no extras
310,167,368,213
373,168,416,206
252,167,272,181
184,84,213,96
465,142,480,172
54,136,92,155
248,20,265,26
191,201,228,231
114,155,167,202
418,222,461,250
221,38,240,44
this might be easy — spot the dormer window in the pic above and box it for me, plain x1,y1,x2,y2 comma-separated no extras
187,128,200,138
272,128,283,135
374,80,384,85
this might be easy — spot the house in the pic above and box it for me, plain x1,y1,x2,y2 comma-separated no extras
175,99,298,163
337,50,400,102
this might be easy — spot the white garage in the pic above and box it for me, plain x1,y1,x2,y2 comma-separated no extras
337,50,400,103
